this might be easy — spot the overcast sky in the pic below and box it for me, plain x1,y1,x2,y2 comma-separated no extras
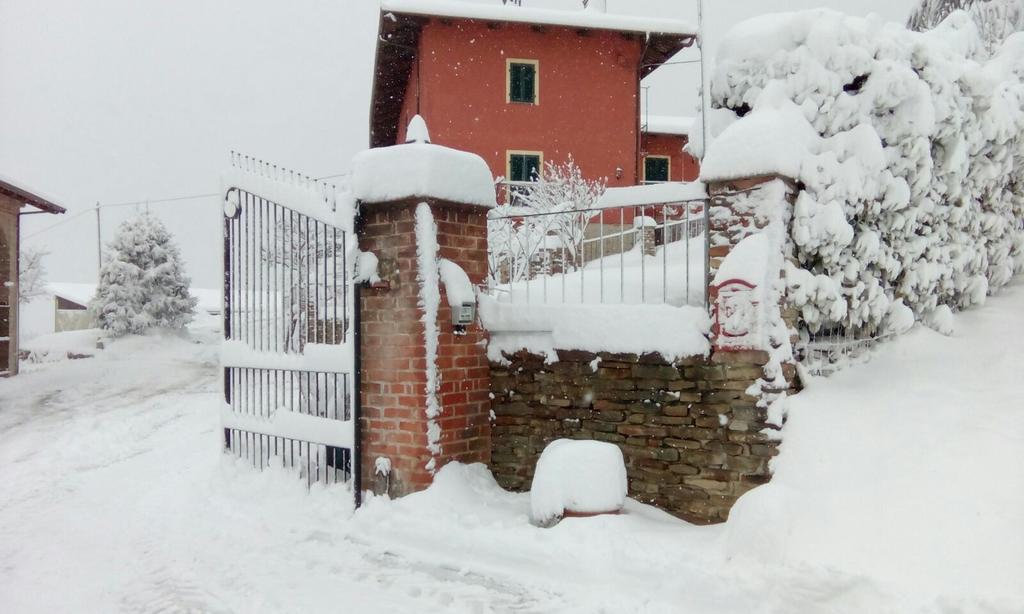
0,0,915,288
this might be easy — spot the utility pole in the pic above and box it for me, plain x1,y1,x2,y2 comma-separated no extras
95,202,102,279
698,0,711,309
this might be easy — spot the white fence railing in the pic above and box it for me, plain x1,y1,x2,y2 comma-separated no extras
487,200,707,307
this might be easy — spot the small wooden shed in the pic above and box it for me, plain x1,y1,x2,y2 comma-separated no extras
0,177,66,376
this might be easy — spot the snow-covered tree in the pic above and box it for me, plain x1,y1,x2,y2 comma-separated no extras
488,158,605,282
909,0,1024,51
18,246,48,303
91,212,197,336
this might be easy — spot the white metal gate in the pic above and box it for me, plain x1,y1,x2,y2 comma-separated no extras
220,153,357,494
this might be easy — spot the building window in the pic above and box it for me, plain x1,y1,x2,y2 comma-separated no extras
507,59,538,104
504,151,543,205
507,151,542,182
644,156,671,183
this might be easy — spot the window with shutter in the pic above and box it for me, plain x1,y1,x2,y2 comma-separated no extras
507,60,538,104
644,156,671,183
508,153,542,182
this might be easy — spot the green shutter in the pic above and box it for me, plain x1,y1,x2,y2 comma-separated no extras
509,63,536,103
510,155,525,182
645,157,670,182
525,155,540,181
522,65,535,103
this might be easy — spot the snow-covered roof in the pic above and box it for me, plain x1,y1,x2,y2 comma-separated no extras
0,173,67,214
643,115,694,136
596,182,706,209
380,0,696,36
44,282,221,313
354,117,497,208
47,282,96,307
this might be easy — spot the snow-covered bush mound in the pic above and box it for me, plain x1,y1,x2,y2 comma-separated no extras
704,9,1024,335
529,439,627,527
19,329,102,363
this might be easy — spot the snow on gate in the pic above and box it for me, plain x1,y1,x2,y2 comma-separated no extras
220,152,358,494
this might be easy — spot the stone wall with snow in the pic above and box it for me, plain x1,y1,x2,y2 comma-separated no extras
490,347,787,525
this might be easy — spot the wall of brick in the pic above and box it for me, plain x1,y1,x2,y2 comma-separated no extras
358,198,491,497
489,347,787,524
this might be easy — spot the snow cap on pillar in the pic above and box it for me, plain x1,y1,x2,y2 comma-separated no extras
405,114,431,144
351,116,497,208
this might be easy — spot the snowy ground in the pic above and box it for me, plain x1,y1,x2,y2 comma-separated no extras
1,283,1023,613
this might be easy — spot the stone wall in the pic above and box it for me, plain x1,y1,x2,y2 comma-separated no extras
489,347,790,524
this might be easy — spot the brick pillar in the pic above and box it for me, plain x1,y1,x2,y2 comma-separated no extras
706,175,798,278
358,198,492,498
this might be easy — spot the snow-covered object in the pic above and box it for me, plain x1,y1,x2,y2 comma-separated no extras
352,118,496,208
705,9,1024,336
595,182,706,208
437,259,475,308
884,299,917,334
643,115,695,136
701,88,817,182
415,203,443,469
632,215,657,229
90,212,198,336
927,304,956,335
374,456,392,477
405,114,430,143
479,296,710,363
529,439,627,527
380,0,696,36
221,340,352,372
222,164,351,231
354,250,381,285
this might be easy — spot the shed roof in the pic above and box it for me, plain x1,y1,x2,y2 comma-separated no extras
643,115,694,136
371,2,696,148
0,174,66,214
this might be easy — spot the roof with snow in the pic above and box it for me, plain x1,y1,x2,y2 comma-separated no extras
0,174,66,215
596,181,706,209
371,1,696,148
353,116,497,208
643,115,694,136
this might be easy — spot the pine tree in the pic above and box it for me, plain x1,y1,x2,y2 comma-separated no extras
91,212,197,336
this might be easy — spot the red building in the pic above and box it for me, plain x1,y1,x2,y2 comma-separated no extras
370,0,699,196
641,115,700,183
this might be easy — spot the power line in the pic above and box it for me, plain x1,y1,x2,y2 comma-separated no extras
22,169,350,240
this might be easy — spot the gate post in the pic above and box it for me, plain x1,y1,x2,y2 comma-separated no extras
353,117,496,497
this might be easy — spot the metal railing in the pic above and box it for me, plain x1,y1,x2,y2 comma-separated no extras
487,199,707,306
794,327,895,377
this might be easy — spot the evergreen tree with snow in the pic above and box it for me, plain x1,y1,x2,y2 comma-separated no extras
91,212,197,336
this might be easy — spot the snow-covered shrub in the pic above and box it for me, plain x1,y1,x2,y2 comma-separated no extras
706,9,1024,336
488,158,605,283
529,439,627,527
91,212,197,336
909,0,1024,53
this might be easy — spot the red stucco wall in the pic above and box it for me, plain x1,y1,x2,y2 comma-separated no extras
641,133,700,183
395,19,643,188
